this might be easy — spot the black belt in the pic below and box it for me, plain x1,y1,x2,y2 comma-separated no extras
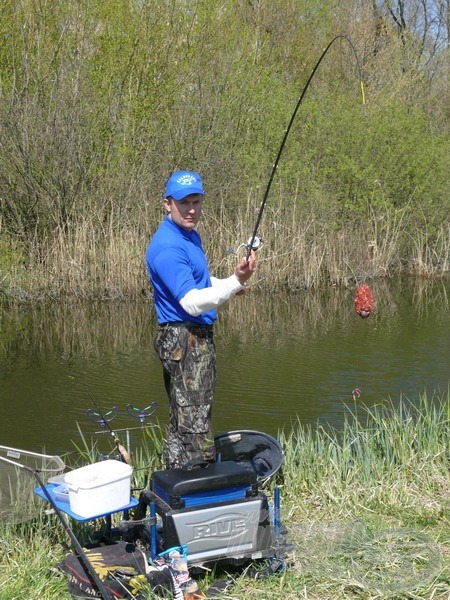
160,321,214,331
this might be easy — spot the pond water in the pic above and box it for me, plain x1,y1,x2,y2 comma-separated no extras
0,277,448,459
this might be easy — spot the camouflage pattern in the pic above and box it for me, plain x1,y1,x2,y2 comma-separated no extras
154,324,216,469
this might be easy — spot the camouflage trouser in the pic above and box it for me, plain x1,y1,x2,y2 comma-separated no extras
154,323,216,469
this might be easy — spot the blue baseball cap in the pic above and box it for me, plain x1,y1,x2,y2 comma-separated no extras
164,170,205,201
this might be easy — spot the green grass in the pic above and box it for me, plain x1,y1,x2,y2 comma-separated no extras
0,518,69,599
1,392,449,599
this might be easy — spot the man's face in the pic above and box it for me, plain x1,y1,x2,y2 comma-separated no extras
164,194,203,231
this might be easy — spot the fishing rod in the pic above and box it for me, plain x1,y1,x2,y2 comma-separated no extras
245,35,366,261
80,383,133,465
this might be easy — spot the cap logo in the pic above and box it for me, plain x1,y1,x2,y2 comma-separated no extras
177,174,197,186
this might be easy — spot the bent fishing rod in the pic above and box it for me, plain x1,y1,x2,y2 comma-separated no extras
245,35,366,261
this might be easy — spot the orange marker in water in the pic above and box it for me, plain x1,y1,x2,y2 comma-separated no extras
354,283,374,318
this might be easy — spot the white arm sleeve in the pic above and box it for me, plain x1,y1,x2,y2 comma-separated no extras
179,275,244,317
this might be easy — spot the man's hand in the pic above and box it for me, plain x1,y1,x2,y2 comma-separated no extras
235,250,256,287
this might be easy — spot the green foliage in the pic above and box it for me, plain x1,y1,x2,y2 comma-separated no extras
0,0,448,281
1,518,69,599
0,239,24,275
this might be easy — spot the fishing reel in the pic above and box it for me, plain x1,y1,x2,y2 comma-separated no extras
227,235,263,256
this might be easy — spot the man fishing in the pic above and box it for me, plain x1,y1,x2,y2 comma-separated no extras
146,170,257,469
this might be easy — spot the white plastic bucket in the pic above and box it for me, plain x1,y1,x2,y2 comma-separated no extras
64,460,132,518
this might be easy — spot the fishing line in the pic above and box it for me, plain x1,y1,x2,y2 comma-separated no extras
245,34,366,261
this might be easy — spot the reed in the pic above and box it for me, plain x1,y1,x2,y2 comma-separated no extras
0,467,46,525
410,219,450,276
279,392,449,524
275,391,450,598
1,195,449,301
71,421,165,471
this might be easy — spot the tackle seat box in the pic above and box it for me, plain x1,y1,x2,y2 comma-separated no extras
151,461,258,509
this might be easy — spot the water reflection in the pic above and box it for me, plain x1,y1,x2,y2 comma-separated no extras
0,277,448,456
